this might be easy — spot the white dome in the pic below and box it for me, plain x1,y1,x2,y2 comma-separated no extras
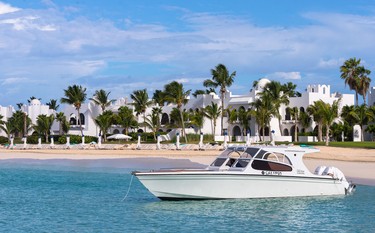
30,99,41,105
256,78,271,91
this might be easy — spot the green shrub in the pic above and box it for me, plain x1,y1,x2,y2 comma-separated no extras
57,135,98,144
0,136,9,144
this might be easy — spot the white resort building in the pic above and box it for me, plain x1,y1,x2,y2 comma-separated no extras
2,78,372,142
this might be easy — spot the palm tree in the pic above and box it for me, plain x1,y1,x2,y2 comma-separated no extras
94,110,114,141
8,110,31,138
46,99,60,111
28,96,41,103
204,102,222,136
314,99,340,146
144,107,162,141
55,112,66,135
260,81,290,135
203,64,236,135
250,94,276,142
60,85,87,136
355,104,374,141
0,121,15,142
33,114,55,142
237,108,251,136
299,110,312,133
288,107,299,142
225,107,238,138
357,66,372,105
340,58,368,106
152,90,165,107
90,89,115,112
163,81,191,142
130,89,153,133
116,106,138,135
307,102,324,142
189,109,205,134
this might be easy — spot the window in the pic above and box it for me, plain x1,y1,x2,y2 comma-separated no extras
251,160,292,171
233,159,251,168
211,158,227,167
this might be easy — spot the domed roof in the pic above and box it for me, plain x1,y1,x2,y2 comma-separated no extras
30,99,41,105
256,78,271,91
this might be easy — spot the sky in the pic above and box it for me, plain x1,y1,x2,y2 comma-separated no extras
1,0,375,107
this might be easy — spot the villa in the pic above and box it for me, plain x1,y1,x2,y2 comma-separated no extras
1,79,374,142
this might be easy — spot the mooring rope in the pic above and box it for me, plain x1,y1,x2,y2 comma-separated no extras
122,174,134,201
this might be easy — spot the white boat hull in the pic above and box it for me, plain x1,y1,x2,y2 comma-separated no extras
135,172,347,200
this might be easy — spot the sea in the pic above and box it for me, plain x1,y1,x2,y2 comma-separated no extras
0,159,374,233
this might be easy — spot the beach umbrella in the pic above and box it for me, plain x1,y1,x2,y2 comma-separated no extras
107,134,132,140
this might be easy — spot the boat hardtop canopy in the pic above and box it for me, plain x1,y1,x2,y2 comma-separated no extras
210,145,319,172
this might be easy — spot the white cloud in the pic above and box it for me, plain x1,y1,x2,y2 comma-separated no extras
1,77,29,85
269,72,302,80
0,2,20,15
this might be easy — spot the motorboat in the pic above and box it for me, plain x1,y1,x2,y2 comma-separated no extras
132,145,356,200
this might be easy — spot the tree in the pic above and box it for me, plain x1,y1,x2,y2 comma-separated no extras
116,106,138,135
8,110,31,138
90,89,115,112
204,102,222,136
225,107,238,138
250,93,276,142
33,114,55,142
192,88,216,97
163,81,191,142
204,64,236,135
340,58,371,106
94,110,115,141
28,96,41,103
237,107,251,136
46,99,60,111
313,99,340,146
144,107,162,141
357,67,372,105
354,105,374,141
288,107,299,142
307,102,324,142
260,81,290,135
0,121,15,142
130,89,153,133
60,85,87,136
189,109,205,134
55,112,66,135
152,90,165,107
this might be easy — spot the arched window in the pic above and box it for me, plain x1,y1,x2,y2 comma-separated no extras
161,113,169,125
300,107,305,113
283,129,289,136
79,113,85,125
259,127,270,136
69,114,77,125
232,126,242,136
323,87,326,94
113,129,120,134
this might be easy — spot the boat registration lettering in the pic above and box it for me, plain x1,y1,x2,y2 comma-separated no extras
262,171,282,176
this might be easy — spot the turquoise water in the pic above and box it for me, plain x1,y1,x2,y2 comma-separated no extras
0,161,374,233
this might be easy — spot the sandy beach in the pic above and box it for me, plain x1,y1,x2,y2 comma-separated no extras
1,145,374,185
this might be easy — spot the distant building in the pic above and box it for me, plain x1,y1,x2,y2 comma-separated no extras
0,80,358,142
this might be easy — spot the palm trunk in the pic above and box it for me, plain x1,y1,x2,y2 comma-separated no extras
179,107,188,143
143,112,146,133
361,124,364,142
221,94,224,136
278,115,282,136
262,124,265,142
78,109,83,136
294,122,298,142
325,124,330,146
318,122,323,142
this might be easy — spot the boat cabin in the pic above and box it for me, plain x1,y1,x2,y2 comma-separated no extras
209,146,296,172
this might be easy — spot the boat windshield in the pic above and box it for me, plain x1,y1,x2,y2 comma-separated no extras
210,148,242,167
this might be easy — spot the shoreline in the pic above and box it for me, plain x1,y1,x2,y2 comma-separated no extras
1,146,374,186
